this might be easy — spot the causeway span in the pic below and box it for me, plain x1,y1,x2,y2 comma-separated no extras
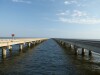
0,38,47,58
54,38,100,56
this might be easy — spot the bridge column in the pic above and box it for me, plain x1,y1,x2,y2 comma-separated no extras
63,42,66,47
82,48,85,56
62,42,64,46
19,44,23,50
28,42,31,47
8,45,12,51
69,44,72,49
74,46,78,55
38,40,40,43
89,50,92,56
71,45,74,49
66,43,68,47
2,47,7,59
31,42,34,46
34,41,37,45
32,42,35,46
39,40,41,43
60,41,62,45
57,40,61,44
35,41,37,45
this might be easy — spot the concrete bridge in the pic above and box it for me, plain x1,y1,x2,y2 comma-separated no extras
54,38,100,56
0,38,47,58
1,38,100,59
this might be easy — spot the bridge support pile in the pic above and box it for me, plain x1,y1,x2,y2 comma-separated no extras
54,39,92,56
0,39,47,59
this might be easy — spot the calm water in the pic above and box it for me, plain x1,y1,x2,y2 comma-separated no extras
0,39,100,75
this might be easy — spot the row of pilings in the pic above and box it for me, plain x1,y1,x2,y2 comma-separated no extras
1,40,46,59
54,39,92,56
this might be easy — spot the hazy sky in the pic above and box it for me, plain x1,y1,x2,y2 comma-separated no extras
0,0,100,38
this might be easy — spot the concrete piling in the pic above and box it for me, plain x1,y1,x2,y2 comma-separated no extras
8,45,12,51
2,47,7,59
28,42,31,47
89,50,92,56
82,48,85,56
20,44,23,50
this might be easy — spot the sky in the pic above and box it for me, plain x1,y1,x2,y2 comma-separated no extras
0,0,100,39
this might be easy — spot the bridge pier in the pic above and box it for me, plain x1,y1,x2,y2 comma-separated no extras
19,44,24,50
8,45,12,51
59,40,61,44
35,41,37,44
71,45,74,50
82,48,85,56
89,50,92,56
33,42,36,46
28,42,31,48
2,47,7,59
38,40,41,43
60,41,63,45
63,42,66,47
74,46,78,55
0,38,46,59
69,44,72,49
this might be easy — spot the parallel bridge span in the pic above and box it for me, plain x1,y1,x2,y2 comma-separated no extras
54,38,100,56
0,38,47,58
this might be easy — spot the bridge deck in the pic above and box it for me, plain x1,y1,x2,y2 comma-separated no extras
0,38,47,47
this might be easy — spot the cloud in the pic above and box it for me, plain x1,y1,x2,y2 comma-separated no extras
55,1,100,24
58,17,100,24
64,0,86,7
64,1,70,5
64,0,77,5
56,10,100,24
56,10,87,17
56,10,70,16
12,0,31,4
56,12,67,16
72,10,87,17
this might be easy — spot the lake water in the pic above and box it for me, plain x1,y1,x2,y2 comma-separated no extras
0,39,100,75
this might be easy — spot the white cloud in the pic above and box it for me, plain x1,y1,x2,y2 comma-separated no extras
56,10,87,18
64,1,70,5
12,0,31,4
64,0,77,5
56,10,70,16
64,0,86,7
58,17,100,24
56,10,100,24
56,12,67,16
72,10,87,17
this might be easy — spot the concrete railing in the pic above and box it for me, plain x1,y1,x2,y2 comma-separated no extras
0,38,47,47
